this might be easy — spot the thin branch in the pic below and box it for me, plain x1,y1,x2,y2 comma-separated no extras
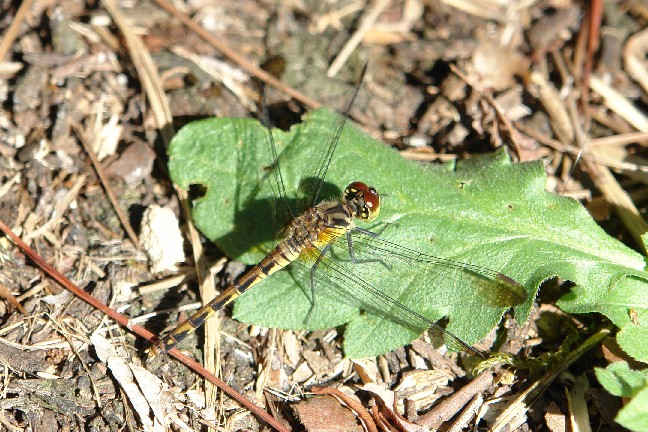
0,218,291,432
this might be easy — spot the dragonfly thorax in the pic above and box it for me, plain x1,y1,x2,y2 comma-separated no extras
284,184,379,255
343,181,380,222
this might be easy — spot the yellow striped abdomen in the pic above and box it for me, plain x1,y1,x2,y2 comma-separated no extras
152,200,355,354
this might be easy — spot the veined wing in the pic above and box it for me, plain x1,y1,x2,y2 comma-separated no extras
287,227,527,355
301,66,367,210
343,229,527,308
259,66,368,223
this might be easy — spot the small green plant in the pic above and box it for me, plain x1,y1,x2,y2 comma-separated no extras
596,361,648,431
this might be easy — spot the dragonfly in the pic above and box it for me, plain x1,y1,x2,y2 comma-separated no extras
152,73,528,357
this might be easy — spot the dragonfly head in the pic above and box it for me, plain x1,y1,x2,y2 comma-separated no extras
343,181,380,222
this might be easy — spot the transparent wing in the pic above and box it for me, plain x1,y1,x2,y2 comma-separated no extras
289,228,527,355
344,229,528,309
302,67,366,209
259,92,295,228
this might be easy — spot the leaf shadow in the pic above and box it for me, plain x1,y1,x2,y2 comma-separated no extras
212,178,342,261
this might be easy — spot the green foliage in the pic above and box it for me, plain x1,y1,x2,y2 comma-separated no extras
168,108,648,358
596,362,648,431
618,325,648,363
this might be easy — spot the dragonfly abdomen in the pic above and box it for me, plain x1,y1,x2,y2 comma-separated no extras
152,200,356,354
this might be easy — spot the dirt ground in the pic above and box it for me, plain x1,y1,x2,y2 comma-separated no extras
0,0,647,431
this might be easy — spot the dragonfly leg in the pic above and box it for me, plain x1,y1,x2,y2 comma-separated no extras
346,230,358,263
346,230,392,270
353,222,391,237
305,243,333,324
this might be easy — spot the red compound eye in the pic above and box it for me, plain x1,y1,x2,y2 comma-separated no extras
363,186,379,211
345,182,380,222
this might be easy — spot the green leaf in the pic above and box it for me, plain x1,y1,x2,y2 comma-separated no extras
595,361,648,398
617,387,648,432
618,325,648,363
557,266,648,360
168,108,648,358
596,361,648,432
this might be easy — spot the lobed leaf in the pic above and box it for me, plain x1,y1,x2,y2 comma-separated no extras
169,108,648,358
